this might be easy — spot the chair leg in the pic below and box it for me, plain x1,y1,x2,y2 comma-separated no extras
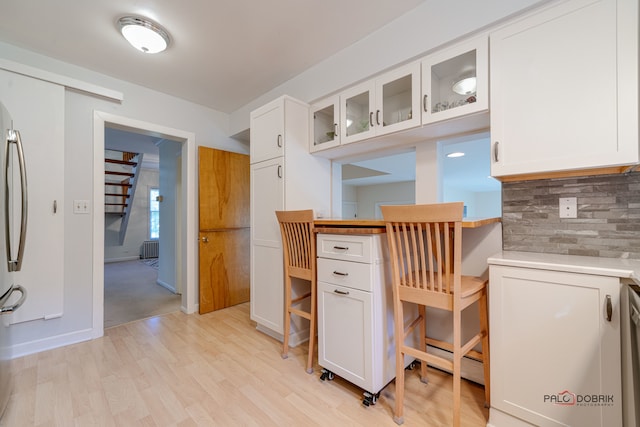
418,305,428,383
452,307,462,427
393,301,406,425
479,290,491,407
282,276,292,359
305,281,317,374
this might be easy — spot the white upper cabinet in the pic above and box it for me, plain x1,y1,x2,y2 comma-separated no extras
310,95,340,153
490,0,638,178
250,99,285,164
340,62,421,145
421,36,488,124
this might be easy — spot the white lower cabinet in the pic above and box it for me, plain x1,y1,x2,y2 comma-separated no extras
488,265,622,427
317,233,414,403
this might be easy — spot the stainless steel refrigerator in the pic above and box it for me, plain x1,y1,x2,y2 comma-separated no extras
0,100,28,418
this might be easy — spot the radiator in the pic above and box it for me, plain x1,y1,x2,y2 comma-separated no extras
141,240,159,259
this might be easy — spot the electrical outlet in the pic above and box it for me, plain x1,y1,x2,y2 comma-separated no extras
559,197,577,219
73,199,90,214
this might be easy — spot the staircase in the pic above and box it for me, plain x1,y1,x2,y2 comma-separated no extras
105,150,144,245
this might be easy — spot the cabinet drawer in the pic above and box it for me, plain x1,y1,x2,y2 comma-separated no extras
317,234,373,263
318,258,372,292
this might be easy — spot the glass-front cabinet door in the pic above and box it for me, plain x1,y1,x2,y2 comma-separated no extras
375,62,421,136
340,62,420,146
310,95,340,152
421,36,488,124
340,81,376,145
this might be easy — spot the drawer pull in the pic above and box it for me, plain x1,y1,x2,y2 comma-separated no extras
332,271,349,277
333,245,349,251
334,289,349,295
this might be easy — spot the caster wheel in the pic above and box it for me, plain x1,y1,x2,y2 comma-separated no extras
362,391,380,406
320,369,334,381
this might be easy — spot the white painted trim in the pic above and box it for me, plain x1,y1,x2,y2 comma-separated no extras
92,111,197,341
104,256,140,263
11,328,93,359
156,278,176,294
0,58,123,102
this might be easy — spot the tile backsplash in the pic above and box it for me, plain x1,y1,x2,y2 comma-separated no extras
502,172,640,259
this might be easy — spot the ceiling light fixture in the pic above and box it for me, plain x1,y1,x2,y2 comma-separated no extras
446,152,465,158
452,76,477,96
118,16,170,54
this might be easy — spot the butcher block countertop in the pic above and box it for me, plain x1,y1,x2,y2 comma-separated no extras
313,217,501,234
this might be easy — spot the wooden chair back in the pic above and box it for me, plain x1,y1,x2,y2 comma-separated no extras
381,202,463,311
275,209,316,281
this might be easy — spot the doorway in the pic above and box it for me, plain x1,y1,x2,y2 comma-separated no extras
92,111,197,338
103,129,181,327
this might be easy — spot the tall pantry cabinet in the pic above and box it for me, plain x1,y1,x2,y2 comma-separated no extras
250,95,332,341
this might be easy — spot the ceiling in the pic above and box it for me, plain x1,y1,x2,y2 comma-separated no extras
0,0,425,114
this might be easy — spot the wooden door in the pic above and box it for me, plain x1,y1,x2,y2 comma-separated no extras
198,147,250,314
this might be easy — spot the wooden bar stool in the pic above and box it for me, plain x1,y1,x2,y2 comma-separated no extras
275,209,317,374
381,202,490,426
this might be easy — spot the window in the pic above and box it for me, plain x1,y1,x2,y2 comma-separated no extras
150,187,160,239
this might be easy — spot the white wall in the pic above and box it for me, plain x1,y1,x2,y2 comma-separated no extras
104,168,159,262
0,41,248,356
229,0,549,134
157,140,182,293
443,187,501,218
355,181,416,219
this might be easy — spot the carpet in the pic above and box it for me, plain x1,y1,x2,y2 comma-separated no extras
104,259,181,328
140,257,159,269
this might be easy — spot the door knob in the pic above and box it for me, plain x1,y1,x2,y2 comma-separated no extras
201,236,209,243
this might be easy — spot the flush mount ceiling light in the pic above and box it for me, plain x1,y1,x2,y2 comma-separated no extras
452,76,477,96
118,16,170,54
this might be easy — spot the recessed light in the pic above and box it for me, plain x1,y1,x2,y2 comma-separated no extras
118,16,170,54
446,152,465,158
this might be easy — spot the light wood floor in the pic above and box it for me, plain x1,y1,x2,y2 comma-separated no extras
1,303,489,426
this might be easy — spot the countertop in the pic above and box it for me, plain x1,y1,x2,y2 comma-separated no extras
489,251,640,284
314,217,500,234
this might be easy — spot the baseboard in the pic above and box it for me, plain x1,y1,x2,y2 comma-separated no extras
104,256,139,263
156,279,176,293
426,344,485,385
256,323,284,342
11,328,94,359
254,323,310,348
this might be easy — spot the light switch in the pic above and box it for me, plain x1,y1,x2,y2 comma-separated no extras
559,197,577,219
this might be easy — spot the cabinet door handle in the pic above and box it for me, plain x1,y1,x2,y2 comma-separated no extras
277,165,282,178
277,134,282,148
333,289,350,295
493,141,500,162
423,94,428,112
605,294,612,322
369,112,374,127
333,245,349,251
332,271,349,277
376,110,381,126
